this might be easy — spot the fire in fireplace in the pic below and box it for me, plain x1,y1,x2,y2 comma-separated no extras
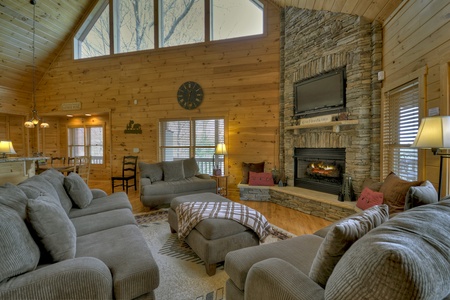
294,148,345,195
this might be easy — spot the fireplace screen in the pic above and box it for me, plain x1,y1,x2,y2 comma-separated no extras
294,148,345,195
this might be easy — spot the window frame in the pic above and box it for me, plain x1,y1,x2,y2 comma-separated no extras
67,124,106,165
74,0,266,60
381,66,427,181
159,117,226,175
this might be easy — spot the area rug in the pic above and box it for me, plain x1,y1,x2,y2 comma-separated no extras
135,209,294,300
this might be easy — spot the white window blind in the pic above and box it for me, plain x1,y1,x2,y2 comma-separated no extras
382,80,419,181
159,118,225,174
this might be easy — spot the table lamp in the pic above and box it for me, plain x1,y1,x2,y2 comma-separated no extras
411,116,450,199
213,143,227,176
0,141,17,158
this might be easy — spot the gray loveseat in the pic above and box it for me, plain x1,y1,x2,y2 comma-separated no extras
139,158,216,208
225,200,450,300
0,168,159,300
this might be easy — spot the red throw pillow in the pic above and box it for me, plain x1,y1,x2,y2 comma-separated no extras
248,171,274,186
356,187,384,210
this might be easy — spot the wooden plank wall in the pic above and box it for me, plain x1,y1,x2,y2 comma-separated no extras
382,0,450,194
0,113,28,157
35,2,281,196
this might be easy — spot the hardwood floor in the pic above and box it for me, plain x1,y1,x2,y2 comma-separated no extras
89,180,332,236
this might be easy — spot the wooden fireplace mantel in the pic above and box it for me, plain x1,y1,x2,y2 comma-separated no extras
286,119,359,133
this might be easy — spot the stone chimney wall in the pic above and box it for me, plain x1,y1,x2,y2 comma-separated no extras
280,8,382,193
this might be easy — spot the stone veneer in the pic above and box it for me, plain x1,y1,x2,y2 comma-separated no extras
279,8,383,196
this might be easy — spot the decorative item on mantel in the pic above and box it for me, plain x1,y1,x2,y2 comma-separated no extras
339,173,356,201
124,120,142,134
23,0,48,129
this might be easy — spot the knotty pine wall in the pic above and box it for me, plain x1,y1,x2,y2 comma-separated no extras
35,2,281,195
382,0,450,194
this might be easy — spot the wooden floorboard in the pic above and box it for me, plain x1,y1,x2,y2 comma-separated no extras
89,180,332,236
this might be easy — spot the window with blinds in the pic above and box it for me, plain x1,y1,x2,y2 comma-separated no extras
382,80,419,181
159,118,225,174
68,126,104,164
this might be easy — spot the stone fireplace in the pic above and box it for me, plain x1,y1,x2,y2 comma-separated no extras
280,8,383,194
294,148,345,195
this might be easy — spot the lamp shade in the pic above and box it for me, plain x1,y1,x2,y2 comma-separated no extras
0,141,17,157
411,116,450,151
215,143,228,155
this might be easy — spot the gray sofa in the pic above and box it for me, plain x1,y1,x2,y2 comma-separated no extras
0,168,159,300
139,158,216,208
225,200,450,300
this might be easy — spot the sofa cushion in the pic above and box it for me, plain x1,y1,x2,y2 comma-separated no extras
0,205,40,282
163,160,185,182
309,204,389,288
71,208,137,237
27,195,76,262
143,176,216,196
356,187,383,210
68,192,132,218
183,157,199,178
0,182,29,219
404,180,438,210
64,172,93,208
379,172,422,214
76,224,160,299
241,162,265,184
139,162,163,182
40,168,73,214
325,200,450,300
18,175,60,203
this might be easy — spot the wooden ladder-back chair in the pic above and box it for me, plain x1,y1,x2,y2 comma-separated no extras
50,156,65,165
75,156,91,184
111,156,138,194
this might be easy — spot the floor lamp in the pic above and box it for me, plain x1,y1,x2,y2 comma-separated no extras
411,116,450,199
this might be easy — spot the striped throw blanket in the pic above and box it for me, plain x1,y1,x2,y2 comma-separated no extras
176,201,272,241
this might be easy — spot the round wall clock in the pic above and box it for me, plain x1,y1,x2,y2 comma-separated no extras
177,81,204,110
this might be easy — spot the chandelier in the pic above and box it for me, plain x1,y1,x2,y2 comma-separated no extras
24,0,48,129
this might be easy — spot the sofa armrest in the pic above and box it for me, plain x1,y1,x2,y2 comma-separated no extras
91,188,108,199
245,258,324,300
140,177,151,186
196,174,211,179
0,257,112,299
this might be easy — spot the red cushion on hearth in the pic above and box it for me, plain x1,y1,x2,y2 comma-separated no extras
248,171,274,186
356,187,383,210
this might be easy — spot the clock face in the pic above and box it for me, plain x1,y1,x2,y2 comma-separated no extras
177,81,204,110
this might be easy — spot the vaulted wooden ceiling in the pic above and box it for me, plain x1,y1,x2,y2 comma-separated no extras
0,0,403,94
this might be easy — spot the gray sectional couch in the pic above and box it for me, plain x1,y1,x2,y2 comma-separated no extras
0,168,159,300
139,158,216,208
225,200,450,300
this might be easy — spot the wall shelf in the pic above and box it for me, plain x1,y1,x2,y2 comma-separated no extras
286,120,359,133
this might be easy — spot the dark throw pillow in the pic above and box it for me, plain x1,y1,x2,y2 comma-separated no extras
241,162,265,184
379,172,422,214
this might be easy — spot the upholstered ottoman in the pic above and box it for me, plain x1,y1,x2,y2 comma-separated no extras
168,192,260,276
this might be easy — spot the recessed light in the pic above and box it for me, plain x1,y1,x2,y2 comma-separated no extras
67,114,73,117
85,114,92,117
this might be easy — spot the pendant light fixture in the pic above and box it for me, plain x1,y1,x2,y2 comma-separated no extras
24,0,49,129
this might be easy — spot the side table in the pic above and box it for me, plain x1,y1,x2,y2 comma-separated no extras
211,175,228,197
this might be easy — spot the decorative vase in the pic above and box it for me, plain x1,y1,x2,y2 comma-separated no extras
339,173,355,201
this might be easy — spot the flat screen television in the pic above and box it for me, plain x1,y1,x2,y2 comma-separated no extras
294,68,346,118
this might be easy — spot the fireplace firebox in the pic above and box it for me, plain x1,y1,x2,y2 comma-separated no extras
294,148,345,195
